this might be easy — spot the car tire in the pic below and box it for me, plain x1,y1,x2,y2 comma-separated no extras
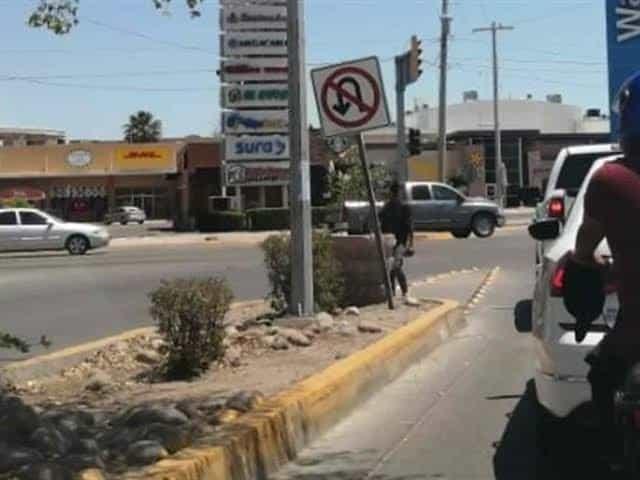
104,220,112,225
138,220,145,225
471,213,496,238
451,229,471,239
121,221,128,226
66,235,89,255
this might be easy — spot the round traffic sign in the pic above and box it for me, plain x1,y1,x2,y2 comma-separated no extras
320,66,381,129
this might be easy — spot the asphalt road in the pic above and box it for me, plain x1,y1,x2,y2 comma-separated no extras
0,228,526,362
272,230,616,480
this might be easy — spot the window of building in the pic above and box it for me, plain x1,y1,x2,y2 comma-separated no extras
265,186,283,208
0,211,17,225
19,211,48,225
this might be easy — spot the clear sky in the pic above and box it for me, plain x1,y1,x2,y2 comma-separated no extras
0,0,607,140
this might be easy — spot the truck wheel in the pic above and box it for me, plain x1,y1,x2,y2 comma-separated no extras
451,229,471,239
471,213,496,238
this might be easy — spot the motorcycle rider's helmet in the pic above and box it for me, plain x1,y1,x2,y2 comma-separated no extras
614,71,640,144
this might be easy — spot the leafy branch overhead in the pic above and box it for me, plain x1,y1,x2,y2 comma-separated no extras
28,0,205,34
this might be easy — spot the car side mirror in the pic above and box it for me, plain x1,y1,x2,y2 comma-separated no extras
528,219,561,241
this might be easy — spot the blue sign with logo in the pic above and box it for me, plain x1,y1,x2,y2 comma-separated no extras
607,0,640,138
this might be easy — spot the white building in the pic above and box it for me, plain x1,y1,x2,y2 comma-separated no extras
406,96,609,135
0,127,66,147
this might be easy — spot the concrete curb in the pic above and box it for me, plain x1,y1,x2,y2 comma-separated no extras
122,299,463,480
0,300,265,384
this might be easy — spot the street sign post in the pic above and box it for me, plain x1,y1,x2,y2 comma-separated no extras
311,57,394,310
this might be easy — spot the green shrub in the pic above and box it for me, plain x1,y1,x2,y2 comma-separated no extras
312,206,341,227
246,208,290,231
196,211,245,232
0,198,31,208
149,277,233,379
262,231,344,314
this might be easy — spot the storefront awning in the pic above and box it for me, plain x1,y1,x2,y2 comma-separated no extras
0,187,46,201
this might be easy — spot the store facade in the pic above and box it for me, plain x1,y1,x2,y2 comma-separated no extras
0,142,184,222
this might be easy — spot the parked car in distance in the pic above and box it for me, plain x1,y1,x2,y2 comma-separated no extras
532,144,621,265
525,155,620,420
104,206,146,225
343,181,505,238
0,208,110,255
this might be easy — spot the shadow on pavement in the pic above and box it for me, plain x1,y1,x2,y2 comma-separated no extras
271,450,425,480
493,379,618,480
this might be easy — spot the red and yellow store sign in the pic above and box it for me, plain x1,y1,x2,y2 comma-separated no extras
115,146,174,172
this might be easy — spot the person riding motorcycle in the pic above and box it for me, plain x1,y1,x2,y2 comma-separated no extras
573,71,640,461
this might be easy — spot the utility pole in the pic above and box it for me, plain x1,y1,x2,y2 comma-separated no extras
473,22,513,208
437,0,451,182
287,0,314,316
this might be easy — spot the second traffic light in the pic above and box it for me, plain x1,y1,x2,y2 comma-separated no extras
408,128,421,155
408,35,423,83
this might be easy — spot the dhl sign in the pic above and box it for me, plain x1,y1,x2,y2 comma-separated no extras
115,146,176,173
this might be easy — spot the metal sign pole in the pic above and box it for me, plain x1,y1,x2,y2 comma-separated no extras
356,134,394,310
287,0,314,316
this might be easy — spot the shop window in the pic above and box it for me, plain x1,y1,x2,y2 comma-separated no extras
265,186,283,208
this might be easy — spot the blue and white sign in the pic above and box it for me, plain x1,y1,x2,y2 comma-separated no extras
607,0,640,137
223,111,289,134
225,135,290,161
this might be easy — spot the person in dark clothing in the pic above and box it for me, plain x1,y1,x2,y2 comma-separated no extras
573,71,640,461
380,182,414,299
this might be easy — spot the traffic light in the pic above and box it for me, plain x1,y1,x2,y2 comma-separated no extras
408,35,423,83
408,128,421,155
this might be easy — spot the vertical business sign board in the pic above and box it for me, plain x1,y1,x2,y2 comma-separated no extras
606,0,640,139
311,57,391,137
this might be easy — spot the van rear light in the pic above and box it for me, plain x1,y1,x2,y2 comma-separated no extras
548,198,565,219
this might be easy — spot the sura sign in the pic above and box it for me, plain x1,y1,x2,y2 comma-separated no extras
225,135,289,161
223,111,289,134
607,0,640,137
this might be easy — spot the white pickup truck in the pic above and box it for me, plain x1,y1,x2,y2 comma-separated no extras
343,181,505,238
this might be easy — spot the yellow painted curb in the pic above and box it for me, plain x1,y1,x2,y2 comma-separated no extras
121,299,462,480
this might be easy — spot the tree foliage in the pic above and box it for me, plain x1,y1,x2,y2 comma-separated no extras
327,145,393,206
123,111,163,143
28,0,205,35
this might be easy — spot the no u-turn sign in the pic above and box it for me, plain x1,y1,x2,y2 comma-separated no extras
311,56,390,138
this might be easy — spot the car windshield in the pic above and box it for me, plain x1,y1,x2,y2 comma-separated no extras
556,153,610,196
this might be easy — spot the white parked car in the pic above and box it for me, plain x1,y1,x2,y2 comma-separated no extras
104,206,146,225
0,208,110,255
527,155,621,420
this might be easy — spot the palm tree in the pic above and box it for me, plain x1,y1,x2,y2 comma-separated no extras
123,111,162,143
